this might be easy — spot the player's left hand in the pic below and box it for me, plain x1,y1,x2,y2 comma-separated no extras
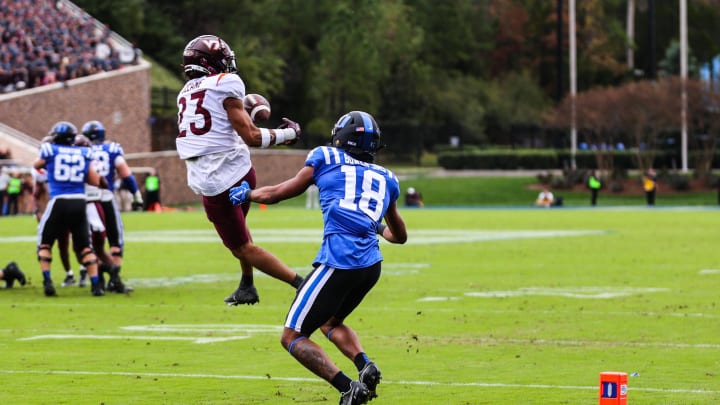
229,181,252,205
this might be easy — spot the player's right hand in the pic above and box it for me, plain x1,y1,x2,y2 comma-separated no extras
229,181,252,205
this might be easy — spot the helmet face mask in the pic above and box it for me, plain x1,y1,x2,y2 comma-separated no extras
331,111,381,163
49,121,78,146
81,120,105,144
182,35,237,79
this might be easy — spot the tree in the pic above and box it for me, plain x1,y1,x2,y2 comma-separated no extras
658,40,700,77
549,79,689,175
484,70,551,147
688,1,720,85
575,0,630,87
682,78,720,178
548,84,621,176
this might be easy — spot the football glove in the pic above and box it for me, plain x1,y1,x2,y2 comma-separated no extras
132,190,144,210
276,117,301,145
229,181,253,205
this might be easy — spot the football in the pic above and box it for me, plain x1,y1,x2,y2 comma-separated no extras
243,93,271,123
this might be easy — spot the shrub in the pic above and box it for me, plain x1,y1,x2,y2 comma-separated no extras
670,175,690,191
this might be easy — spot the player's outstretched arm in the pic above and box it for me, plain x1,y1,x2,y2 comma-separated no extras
225,97,299,148
379,202,407,244
253,166,315,204
230,166,314,206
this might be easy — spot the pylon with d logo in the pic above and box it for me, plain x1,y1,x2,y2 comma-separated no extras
599,372,627,404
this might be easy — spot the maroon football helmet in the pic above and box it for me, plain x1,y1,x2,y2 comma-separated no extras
182,35,237,78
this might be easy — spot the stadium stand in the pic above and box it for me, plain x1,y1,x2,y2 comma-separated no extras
0,0,129,93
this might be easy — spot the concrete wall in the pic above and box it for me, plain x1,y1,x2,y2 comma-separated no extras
0,122,40,166
125,149,308,206
0,63,152,160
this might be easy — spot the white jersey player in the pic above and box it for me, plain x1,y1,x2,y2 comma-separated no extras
175,34,304,306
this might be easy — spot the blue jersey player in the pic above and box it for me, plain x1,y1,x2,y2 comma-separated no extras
229,111,408,405
81,120,140,293
34,121,107,297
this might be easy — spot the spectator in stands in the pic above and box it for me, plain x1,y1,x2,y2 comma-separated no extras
11,53,28,90
132,42,142,65
0,0,126,93
0,51,14,91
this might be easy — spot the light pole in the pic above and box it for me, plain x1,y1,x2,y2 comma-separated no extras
680,0,688,172
569,0,577,169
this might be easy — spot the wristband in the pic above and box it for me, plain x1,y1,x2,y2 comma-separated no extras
274,128,297,145
260,128,271,148
376,223,387,235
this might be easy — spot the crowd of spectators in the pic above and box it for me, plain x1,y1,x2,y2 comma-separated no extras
0,0,131,94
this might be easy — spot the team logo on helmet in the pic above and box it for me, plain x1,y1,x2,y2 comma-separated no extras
182,35,237,78
331,111,382,163
49,121,78,146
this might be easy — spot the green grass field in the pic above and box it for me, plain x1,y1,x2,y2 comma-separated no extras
1,206,719,404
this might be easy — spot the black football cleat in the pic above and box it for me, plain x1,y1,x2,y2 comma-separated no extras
339,381,370,405
78,268,88,287
106,279,134,293
358,362,382,400
43,278,57,297
224,284,259,306
106,265,133,293
91,280,105,296
61,274,76,287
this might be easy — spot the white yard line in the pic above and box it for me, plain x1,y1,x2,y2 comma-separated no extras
14,322,720,350
0,369,717,395
0,229,608,245
16,334,249,344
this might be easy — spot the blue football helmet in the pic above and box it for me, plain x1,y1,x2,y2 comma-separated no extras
330,111,382,163
49,121,78,146
81,120,105,143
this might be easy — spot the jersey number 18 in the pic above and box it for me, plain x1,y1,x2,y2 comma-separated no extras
338,166,385,222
